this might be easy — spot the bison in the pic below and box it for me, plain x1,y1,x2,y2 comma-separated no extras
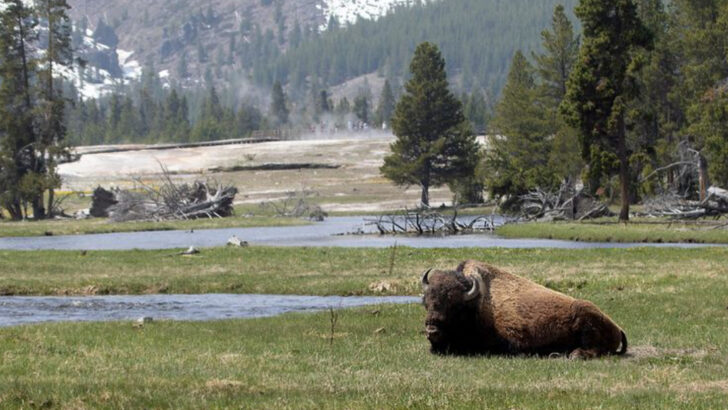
421,260,627,359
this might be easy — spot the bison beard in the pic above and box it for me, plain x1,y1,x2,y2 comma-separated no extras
421,261,628,358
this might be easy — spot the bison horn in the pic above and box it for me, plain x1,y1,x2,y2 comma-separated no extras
421,268,433,291
463,276,480,301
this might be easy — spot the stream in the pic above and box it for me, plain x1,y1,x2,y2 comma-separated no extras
0,294,420,327
0,216,723,250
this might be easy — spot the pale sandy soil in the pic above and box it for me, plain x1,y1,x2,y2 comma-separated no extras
59,135,455,213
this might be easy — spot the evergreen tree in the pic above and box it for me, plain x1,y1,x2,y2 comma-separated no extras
36,0,73,217
486,51,557,203
561,0,651,221
236,104,263,136
318,90,331,114
270,81,289,125
117,96,139,141
533,5,580,104
375,79,396,128
177,52,189,79
534,5,583,183
106,93,122,143
336,97,350,116
381,42,480,207
462,90,489,134
0,0,38,219
0,0,42,220
670,0,728,188
628,0,683,195
353,94,370,124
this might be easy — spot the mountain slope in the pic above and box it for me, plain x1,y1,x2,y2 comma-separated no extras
65,0,416,90
264,0,579,94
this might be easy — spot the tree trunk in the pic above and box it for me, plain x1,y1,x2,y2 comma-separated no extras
48,186,55,217
420,182,430,208
617,117,630,222
698,153,710,201
7,201,23,221
32,198,45,220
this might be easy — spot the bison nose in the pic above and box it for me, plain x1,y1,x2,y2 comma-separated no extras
425,325,440,340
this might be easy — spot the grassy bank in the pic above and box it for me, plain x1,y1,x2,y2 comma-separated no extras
0,214,307,238
1,246,727,297
497,221,728,244
2,245,728,408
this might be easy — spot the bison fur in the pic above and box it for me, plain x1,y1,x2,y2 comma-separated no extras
421,260,627,359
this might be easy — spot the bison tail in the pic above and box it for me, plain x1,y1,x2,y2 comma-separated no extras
617,331,628,355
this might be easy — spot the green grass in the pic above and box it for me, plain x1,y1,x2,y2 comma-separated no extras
0,214,307,238
2,246,728,408
1,246,727,298
497,220,728,244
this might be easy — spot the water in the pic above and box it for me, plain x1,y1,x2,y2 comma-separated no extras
0,217,722,251
0,294,420,327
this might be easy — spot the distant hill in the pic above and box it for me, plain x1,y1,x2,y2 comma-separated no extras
65,0,577,101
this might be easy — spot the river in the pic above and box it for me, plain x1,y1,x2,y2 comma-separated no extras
0,216,722,251
0,294,420,327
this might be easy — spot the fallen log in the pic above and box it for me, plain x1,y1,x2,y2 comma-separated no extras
518,184,613,221
104,177,238,222
640,186,728,220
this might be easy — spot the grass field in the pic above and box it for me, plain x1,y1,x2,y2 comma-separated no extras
1,246,728,408
497,220,728,244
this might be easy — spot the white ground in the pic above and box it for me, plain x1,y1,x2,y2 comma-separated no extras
59,135,455,213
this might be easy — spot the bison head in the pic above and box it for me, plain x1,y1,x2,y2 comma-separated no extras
421,268,481,354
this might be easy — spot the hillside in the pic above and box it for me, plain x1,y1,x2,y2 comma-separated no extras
65,0,416,91
65,0,577,99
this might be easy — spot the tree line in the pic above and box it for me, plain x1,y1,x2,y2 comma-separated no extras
383,0,728,222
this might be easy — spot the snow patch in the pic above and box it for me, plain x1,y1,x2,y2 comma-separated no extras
319,0,424,30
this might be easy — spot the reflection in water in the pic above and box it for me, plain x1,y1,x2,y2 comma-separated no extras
0,294,420,327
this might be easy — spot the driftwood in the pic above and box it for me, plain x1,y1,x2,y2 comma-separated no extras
97,165,238,222
641,186,728,220
259,188,328,221
640,140,711,200
365,208,497,235
518,184,612,221
107,179,237,222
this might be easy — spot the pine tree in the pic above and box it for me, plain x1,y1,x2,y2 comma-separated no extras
353,94,370,124
336,97,350,115
0,0,38,219
561,0,651,221
270,81,289,125
670,0,728,188
375,79,396,129
533,5,583,183
381,42,480,207
533,5,580,104
177,52,189,79
486,51,557,203
318,90,331,114
36,0,73,217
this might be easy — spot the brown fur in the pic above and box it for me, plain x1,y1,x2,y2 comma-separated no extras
422,260,627,358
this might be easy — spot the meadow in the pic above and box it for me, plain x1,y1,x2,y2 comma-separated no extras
496,220,728,244
1,246,727,408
